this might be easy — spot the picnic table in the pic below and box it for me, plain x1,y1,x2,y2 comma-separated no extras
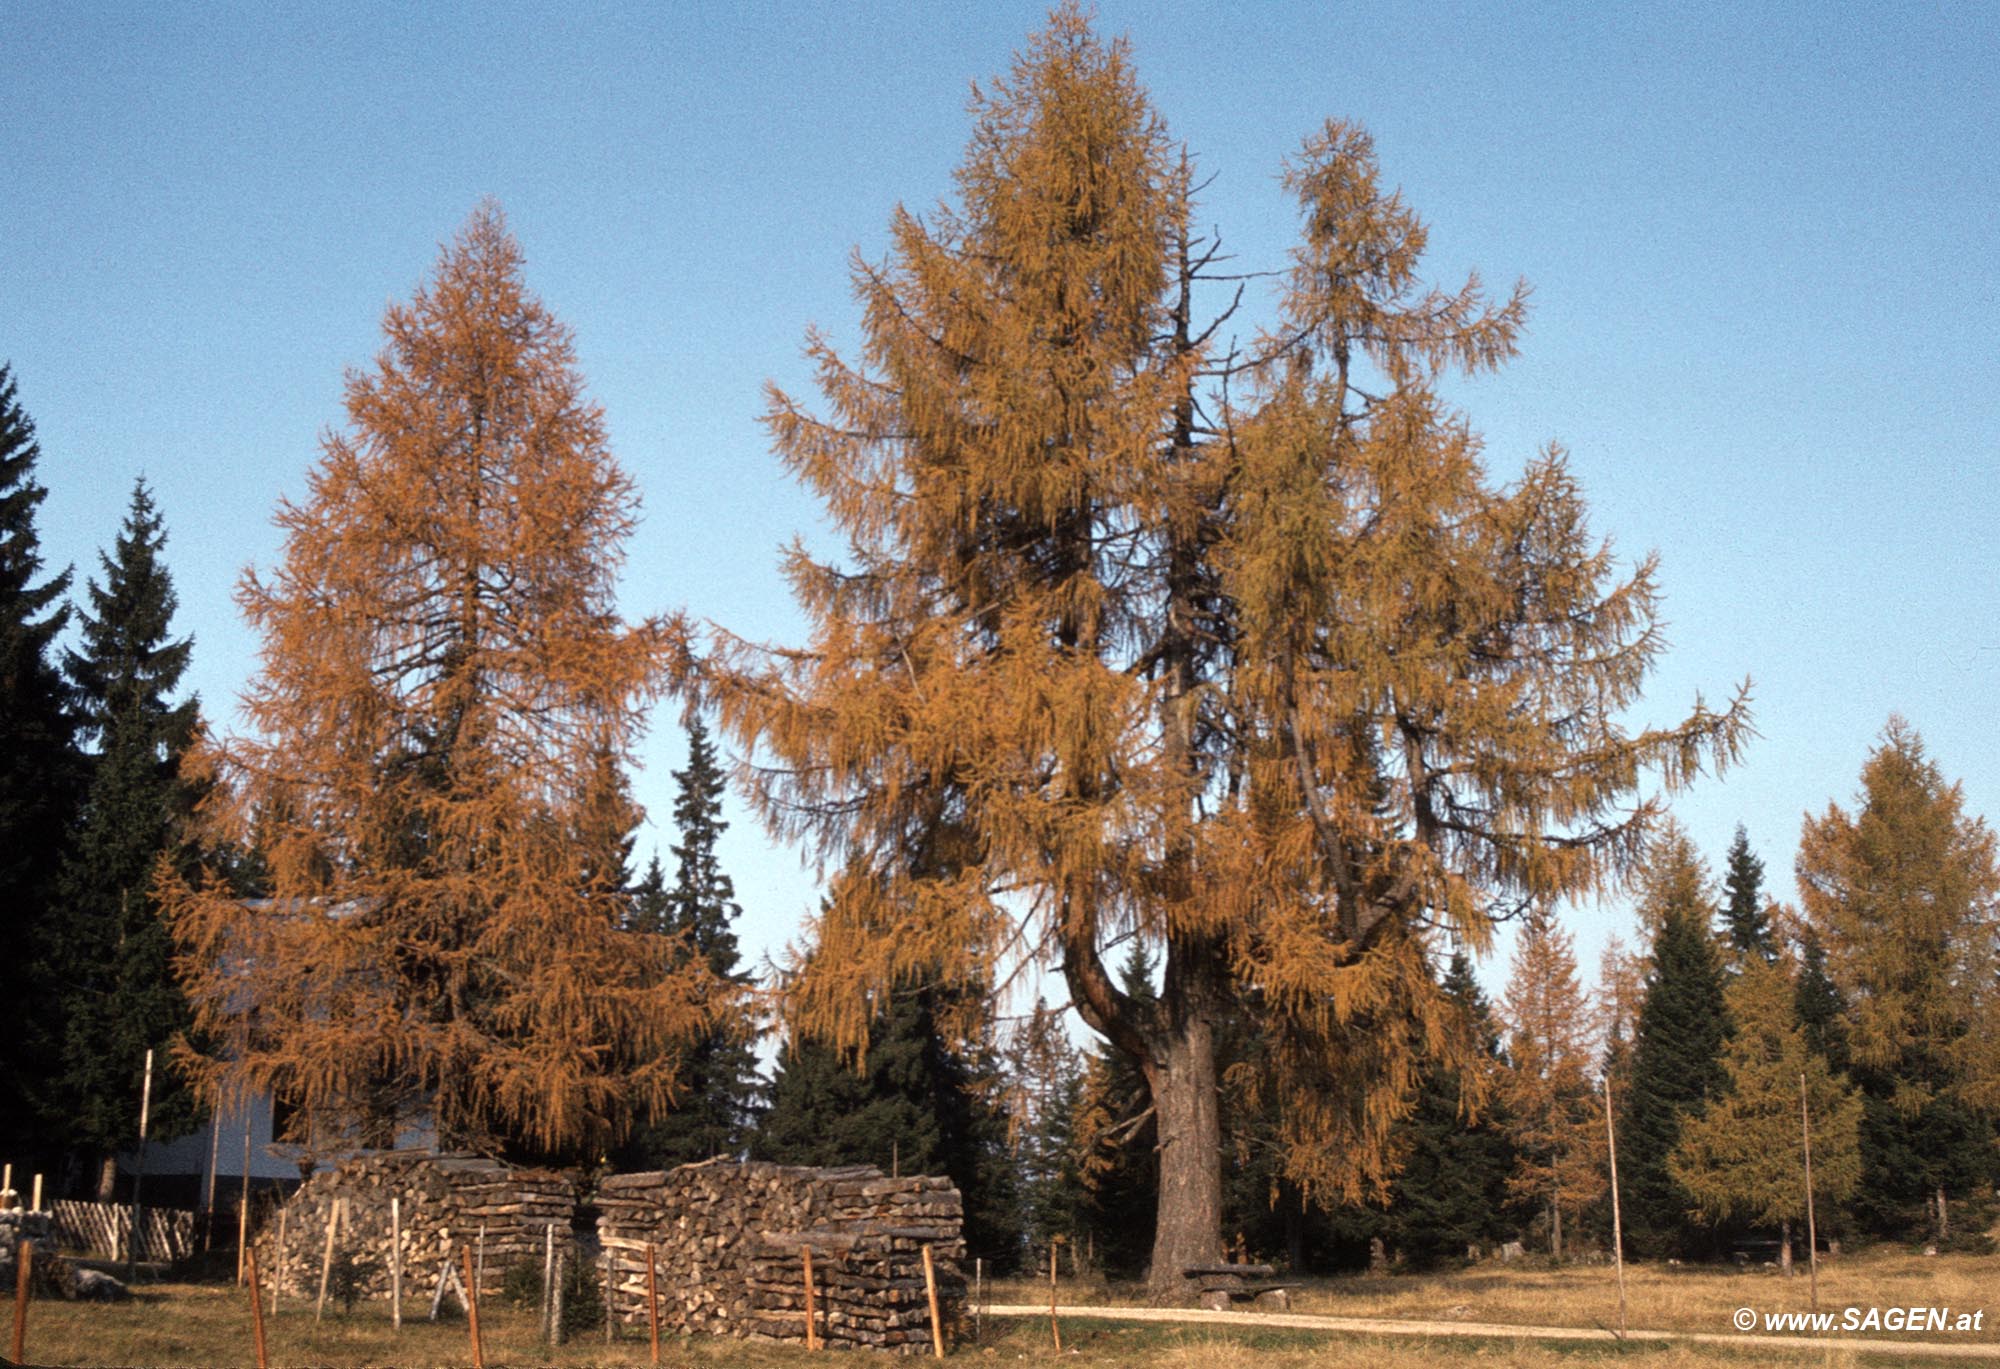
1182,1263,1296,1311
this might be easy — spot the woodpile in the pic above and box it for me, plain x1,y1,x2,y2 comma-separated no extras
255,1151,575,1301
598,1159,964,1353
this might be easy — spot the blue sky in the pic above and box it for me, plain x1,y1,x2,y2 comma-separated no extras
6,2,1996,1011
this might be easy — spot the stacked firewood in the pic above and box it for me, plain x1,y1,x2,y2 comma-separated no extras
256,1151,575,1301
598,1159,965,1353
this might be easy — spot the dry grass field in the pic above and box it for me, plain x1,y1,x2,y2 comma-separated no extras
12,1249,1995,1367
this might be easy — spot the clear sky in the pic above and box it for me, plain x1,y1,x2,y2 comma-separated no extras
6,2,1996,1011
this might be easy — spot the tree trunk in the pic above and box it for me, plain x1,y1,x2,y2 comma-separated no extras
1142,1015,1222,1298
1936,1186,1948,1243
1550,1198,1563,1261
95,1155,118,1203
1780,1219,1792,1277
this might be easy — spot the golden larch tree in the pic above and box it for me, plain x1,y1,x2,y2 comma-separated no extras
1795,716,2000,1237
710,6,1747,1288
165,204,713,1158
1498,911,1606,1258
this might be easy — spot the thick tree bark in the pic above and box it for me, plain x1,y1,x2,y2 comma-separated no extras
1780,1218,1793,1276
1141,1012,1223,1297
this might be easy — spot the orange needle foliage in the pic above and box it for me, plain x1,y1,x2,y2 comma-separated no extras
709,6,1749,1283
164,204,712,1158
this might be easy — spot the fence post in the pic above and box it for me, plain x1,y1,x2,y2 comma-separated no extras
390,1196,402,1330
245,1239,270,1369
11,1238,31,1366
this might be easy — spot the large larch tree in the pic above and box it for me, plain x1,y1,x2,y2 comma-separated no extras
164,205,715,1159
710,7,1748,1288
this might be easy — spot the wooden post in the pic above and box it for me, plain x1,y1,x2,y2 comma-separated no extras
1049,1237,1062,1353
272,1206,286,1315
236,1122,252,1285
922,1243,945,1360
11,1239,31,1365
802,1243,819,1350
3,1163,12,1209
975,1256,983,1346
203,1109,221,1253
462,1244,484,1369
1604,1079,1627,1339
645,1241,661,1367
246,1239,270,1369
314,1197,341,1322
29,1176,40,1215
130,1048,153,1278
603,1251,615,1345
390,1196,402,1330
542,1222,555,1344
476,1221,486,1298
551,1248,566,1347
1801,1072,1819,1311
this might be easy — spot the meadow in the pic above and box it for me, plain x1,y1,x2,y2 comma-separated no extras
15,1248,1994,1367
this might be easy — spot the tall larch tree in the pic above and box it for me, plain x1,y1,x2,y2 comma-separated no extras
162,205,716,1159
618,715,762,1167
1721,825,1774,962
1669,958,1861,1274
1796,718,2000,1242
1618,824,1731,1258
49,478,202,1188
1498,911,1604,1258
0,363,81,1167
709,7,1748,1289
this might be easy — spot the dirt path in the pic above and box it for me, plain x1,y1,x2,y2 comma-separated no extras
985,1301,2000,1361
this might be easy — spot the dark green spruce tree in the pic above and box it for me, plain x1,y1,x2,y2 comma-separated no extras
50,478,203,1185
1720,825,1774,963
755,977,1024,1271
1078,940,1160,1276
1618,828,1731,1258
1382,952,1518,1268
1793,926,1848,1073
0,365,82,1167
619,716,762,1166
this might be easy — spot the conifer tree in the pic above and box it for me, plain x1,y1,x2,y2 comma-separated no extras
756,981,1023,1270
1006,999,1088,1260
0,364,80,1164
626,853,671,936
1721,825,1774,962
1597,934,1645,1097
1498,912,1603,1258
48,479,203,1175
712,6,1747,1285
1796,719,2000,1241
1618,825,1730,1258
1384,952,1516,1267
163,205,715,1157
1792,925,1848,1072
618,716,762,1167
1669,958,1861,1272
1074,940,1159,1276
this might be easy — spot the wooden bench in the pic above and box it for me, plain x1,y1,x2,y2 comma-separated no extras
1182,1264,1297,1311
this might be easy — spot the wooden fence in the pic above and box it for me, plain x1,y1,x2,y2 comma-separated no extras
50,1199,197,1262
